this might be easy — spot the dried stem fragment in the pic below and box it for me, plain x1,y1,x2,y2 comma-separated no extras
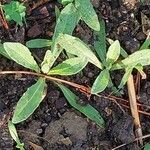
127,74,143,145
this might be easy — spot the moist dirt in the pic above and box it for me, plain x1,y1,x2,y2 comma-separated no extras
0,0,150,150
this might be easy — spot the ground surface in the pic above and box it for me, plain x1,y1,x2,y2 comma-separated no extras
0,0,150,150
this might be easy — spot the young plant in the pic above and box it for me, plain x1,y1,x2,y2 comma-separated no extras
0,1,103,148
50,0,100,69
0,38,105,148
57,32,150,146
2,1,26,26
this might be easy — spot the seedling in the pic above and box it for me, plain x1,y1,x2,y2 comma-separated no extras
2,1,26,26
0,1,104,148
0,0,149,148
57,33,150,146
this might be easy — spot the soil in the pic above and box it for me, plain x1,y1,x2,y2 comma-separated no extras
0,0,150,150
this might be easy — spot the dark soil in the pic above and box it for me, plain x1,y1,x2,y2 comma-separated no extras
0,0,150,150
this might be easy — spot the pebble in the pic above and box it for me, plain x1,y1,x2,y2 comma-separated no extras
87,72,94,78
136,32,146,41
124,38,140,53
36,128,43,135
27,23,43,38
41,123,48,128
59,137,72,145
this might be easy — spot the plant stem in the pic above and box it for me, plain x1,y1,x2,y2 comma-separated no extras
0,70,91,95
127,74,143,145
0,1,9,30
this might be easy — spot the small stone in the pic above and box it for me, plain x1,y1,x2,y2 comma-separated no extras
41,123,48,128
44,113,52,123
136,32,146,41
27,23,43,38
44,111,88,145
36,128,43,135
87,72,94,78
59,137,72,145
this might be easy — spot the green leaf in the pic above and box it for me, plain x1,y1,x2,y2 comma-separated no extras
0,43,11,59
57,34,102,69
26,39,52,48
106,40,120,66
55,5,61,21
50,3,80,68
122,49,150,67
139,38,150,50
75,0,100,31
3,42,40,72
52,3,80,46
111,62,125,71
94,19,106,63
12,78,47,124
58,84,105,128
144,143,150,150
3,1,26,26
8,121,25,150
58,0,73,5
48,57,88,75
91,69,110,94
118,67,133,89
107,38,128,58
41,50,54,73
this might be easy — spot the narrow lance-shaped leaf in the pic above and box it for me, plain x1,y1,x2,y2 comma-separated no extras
26,39,52,48
3,42,40,72
118,67,133,89
8,121,25,150
106,40,120,67
75,0,100,31
139,38,150,50
49,57,88,75
94,19,106,63
12,78,47,124
57,34,102,69
91,69,110,94
122,49,150,67
57,83,105,128
50,3,80,68
41,50,54,74
52,3,80,46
